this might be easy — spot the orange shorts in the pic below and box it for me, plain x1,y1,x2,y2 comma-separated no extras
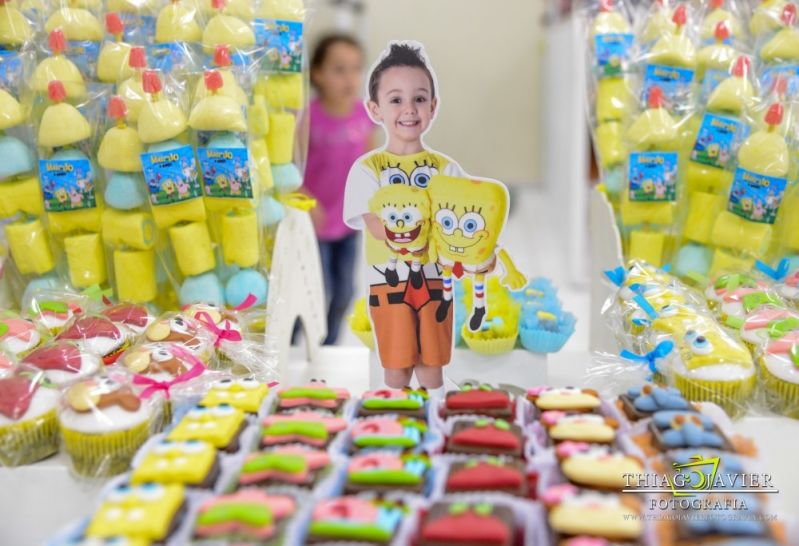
368,279,453,369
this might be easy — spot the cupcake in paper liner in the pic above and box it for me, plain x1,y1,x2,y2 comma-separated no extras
717,285,785,324
759,331,799,417
21,339,101,386
56,314,131,365
670,327,756,417
26,292,87,335
181,302,245,365
142,312,215,363
59,372,155,477
349,297,375,349
519,309,575,354
461,314,518,355
704,271,768,310
777,268,799,308
735,306,799,352
101,302,155,338
0,367,60,466
0,314,44,358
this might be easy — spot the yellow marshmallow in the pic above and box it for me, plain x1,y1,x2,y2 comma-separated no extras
0,4,32,47
38,103,91,148
97,42,134,83
201,13,255,54
99,125,144,172
169,221,215,276
265,111,295,164
188,94,247,133
0,176,43,218
118,76,146,123
47,207,102,235
101,209,156,250
64,232,107,287
221,209,259,267
711,211,772,255
0,88,23,130
709,248,755,276
151,198,207,229
138,98,188,144
114,249,157,302
5,218,55,275
155,1,201,43
683,191,724,244
45,8,103,41
30,57,87,101
629,230,666,267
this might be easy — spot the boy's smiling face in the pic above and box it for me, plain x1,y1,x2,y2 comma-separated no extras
369,66,437,151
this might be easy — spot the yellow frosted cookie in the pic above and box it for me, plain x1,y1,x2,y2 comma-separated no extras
543,412,618,443
155,0,201,43
528,387,601,412
546,487,642,540
45,7,103,41
557,444,644,489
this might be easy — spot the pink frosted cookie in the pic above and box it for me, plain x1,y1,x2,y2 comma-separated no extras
239,446,331,487
102,303,153,336
350,417,428,452
30,299,82,334
21,340,100,385
308,497,406,544
740,307,799,346
277,381,350,413
262,411,347,448
194,488,296,541
0,317,42,357
57,315,128,365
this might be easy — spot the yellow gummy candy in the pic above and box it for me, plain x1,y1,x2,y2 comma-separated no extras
64,232,107,287
5,218,55,275
0,176,44,218
169,221,215,276
629,230,666,267
114,249,157,303
221,209,259,268
102,209,156,250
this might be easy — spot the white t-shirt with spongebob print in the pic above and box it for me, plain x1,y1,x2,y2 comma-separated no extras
344,149,465,286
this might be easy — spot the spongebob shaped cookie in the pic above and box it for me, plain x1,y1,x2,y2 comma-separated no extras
427,175,525,331
368,184,430,289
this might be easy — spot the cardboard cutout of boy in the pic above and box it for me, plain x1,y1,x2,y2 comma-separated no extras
343,41,524,392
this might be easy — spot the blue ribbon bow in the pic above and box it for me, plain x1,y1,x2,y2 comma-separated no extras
604,267,626,287
755,259,790,282
627,283,658,319
620,340,674,377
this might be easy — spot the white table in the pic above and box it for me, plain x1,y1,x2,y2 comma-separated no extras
3,347,798,545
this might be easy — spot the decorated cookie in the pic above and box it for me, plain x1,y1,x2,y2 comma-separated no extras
346,452,430,494
445,458,528,497
85,483,187,542
720,287,784,321
778,269,799,305
705,273,766,305
194,488,296,542
144,313,211,359
276,381,350,413
618,383,694,421
349,417,428,452
0,370,61,466
358,387,428,418
556,441,644,489
57,315,129,364
30,298,83,334
542,484,642,541
21,340,100,385
740,307,799,347
0,316,42,357
167,404,245,452
201,377,269,414
541,411,618,444
443,383,513,418
59,373,154,476
262,410,347,448
527,386,601,413
238,446,331,488
120,342,196,379
672,493,776,544
131,439,219,488
646,410,731,452
446,419,523,457
102,303,153,336
418,502,514,546
307,497,407,544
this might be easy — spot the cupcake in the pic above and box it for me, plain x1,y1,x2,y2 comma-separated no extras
101,302,153,336
131,439,220,488
0,315,43,358
21,340,101,385
143,313,213,362
461,314,518,355
238,445,331,488
778,269,799,307
307,497,407,545
739,307,799,350
0,369,60,466
670,327,755,415
84,482,187,542
704,272,766,309
59,373,154,477
519,308,576,353
345,452,431,494
759,331,799,417
718,286,784,323
194,489,297,543
182,302,243,363
57,315,130,365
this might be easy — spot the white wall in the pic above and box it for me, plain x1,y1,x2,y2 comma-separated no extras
307,0,544,185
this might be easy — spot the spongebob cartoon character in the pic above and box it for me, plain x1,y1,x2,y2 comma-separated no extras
369,184,430,289
706,143,720,160
55,188,69,205
427,175,526,331
216,174,229,192
641,179,655,196
677,328,754,389
740,198,753,213
162,179,176,199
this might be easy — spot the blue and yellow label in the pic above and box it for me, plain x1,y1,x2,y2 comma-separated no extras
700,68,729,102
643,64,695,107
628,152,678,202
197,147,253,199
119,13,156,43
0,51,23,89
727,167,787,224
65,40,100,79
690,113,748,170
253,19,303,73
147,42,190,74
140,145,202,206
759,64,799,99
39,159,96,212
595,33,634,77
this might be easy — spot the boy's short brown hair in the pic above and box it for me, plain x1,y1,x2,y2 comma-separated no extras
368,42,436,103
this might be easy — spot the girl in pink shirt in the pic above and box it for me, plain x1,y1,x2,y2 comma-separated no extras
306,35,376,344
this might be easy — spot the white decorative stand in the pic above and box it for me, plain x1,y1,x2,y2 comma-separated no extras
265,206,327,377
368,348,548,391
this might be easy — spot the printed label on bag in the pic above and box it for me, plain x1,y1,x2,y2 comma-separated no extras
727,167,786,224
759,64,799,99
700,68,729,101
690,113,748,169
119,13,156,42
197,147,253,199
39,158,97,212
594,33,634,77
140,145,202,206
643,64,695,106
0,50,23,89
253,18,303,73
147,42,189,73
66,40,100,79
628,151,678,202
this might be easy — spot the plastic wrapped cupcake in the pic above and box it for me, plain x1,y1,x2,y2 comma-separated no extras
704,272,768,310
737,307,799,351
21,340,101,386
56,315,130,365
0,315,43,358
101,302,154,337
759,331,799,417
143,313,214,362
778,268,799,308
59,372,155,477
0,367,61,466
27,293,85,335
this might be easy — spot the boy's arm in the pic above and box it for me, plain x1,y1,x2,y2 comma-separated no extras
343,162,381,235
363,212,386,240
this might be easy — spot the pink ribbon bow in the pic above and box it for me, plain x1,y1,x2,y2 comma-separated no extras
194,312,243,347
133,346,206,399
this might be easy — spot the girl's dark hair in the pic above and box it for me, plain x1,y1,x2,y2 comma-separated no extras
368,43,435,103
310,34,363,89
